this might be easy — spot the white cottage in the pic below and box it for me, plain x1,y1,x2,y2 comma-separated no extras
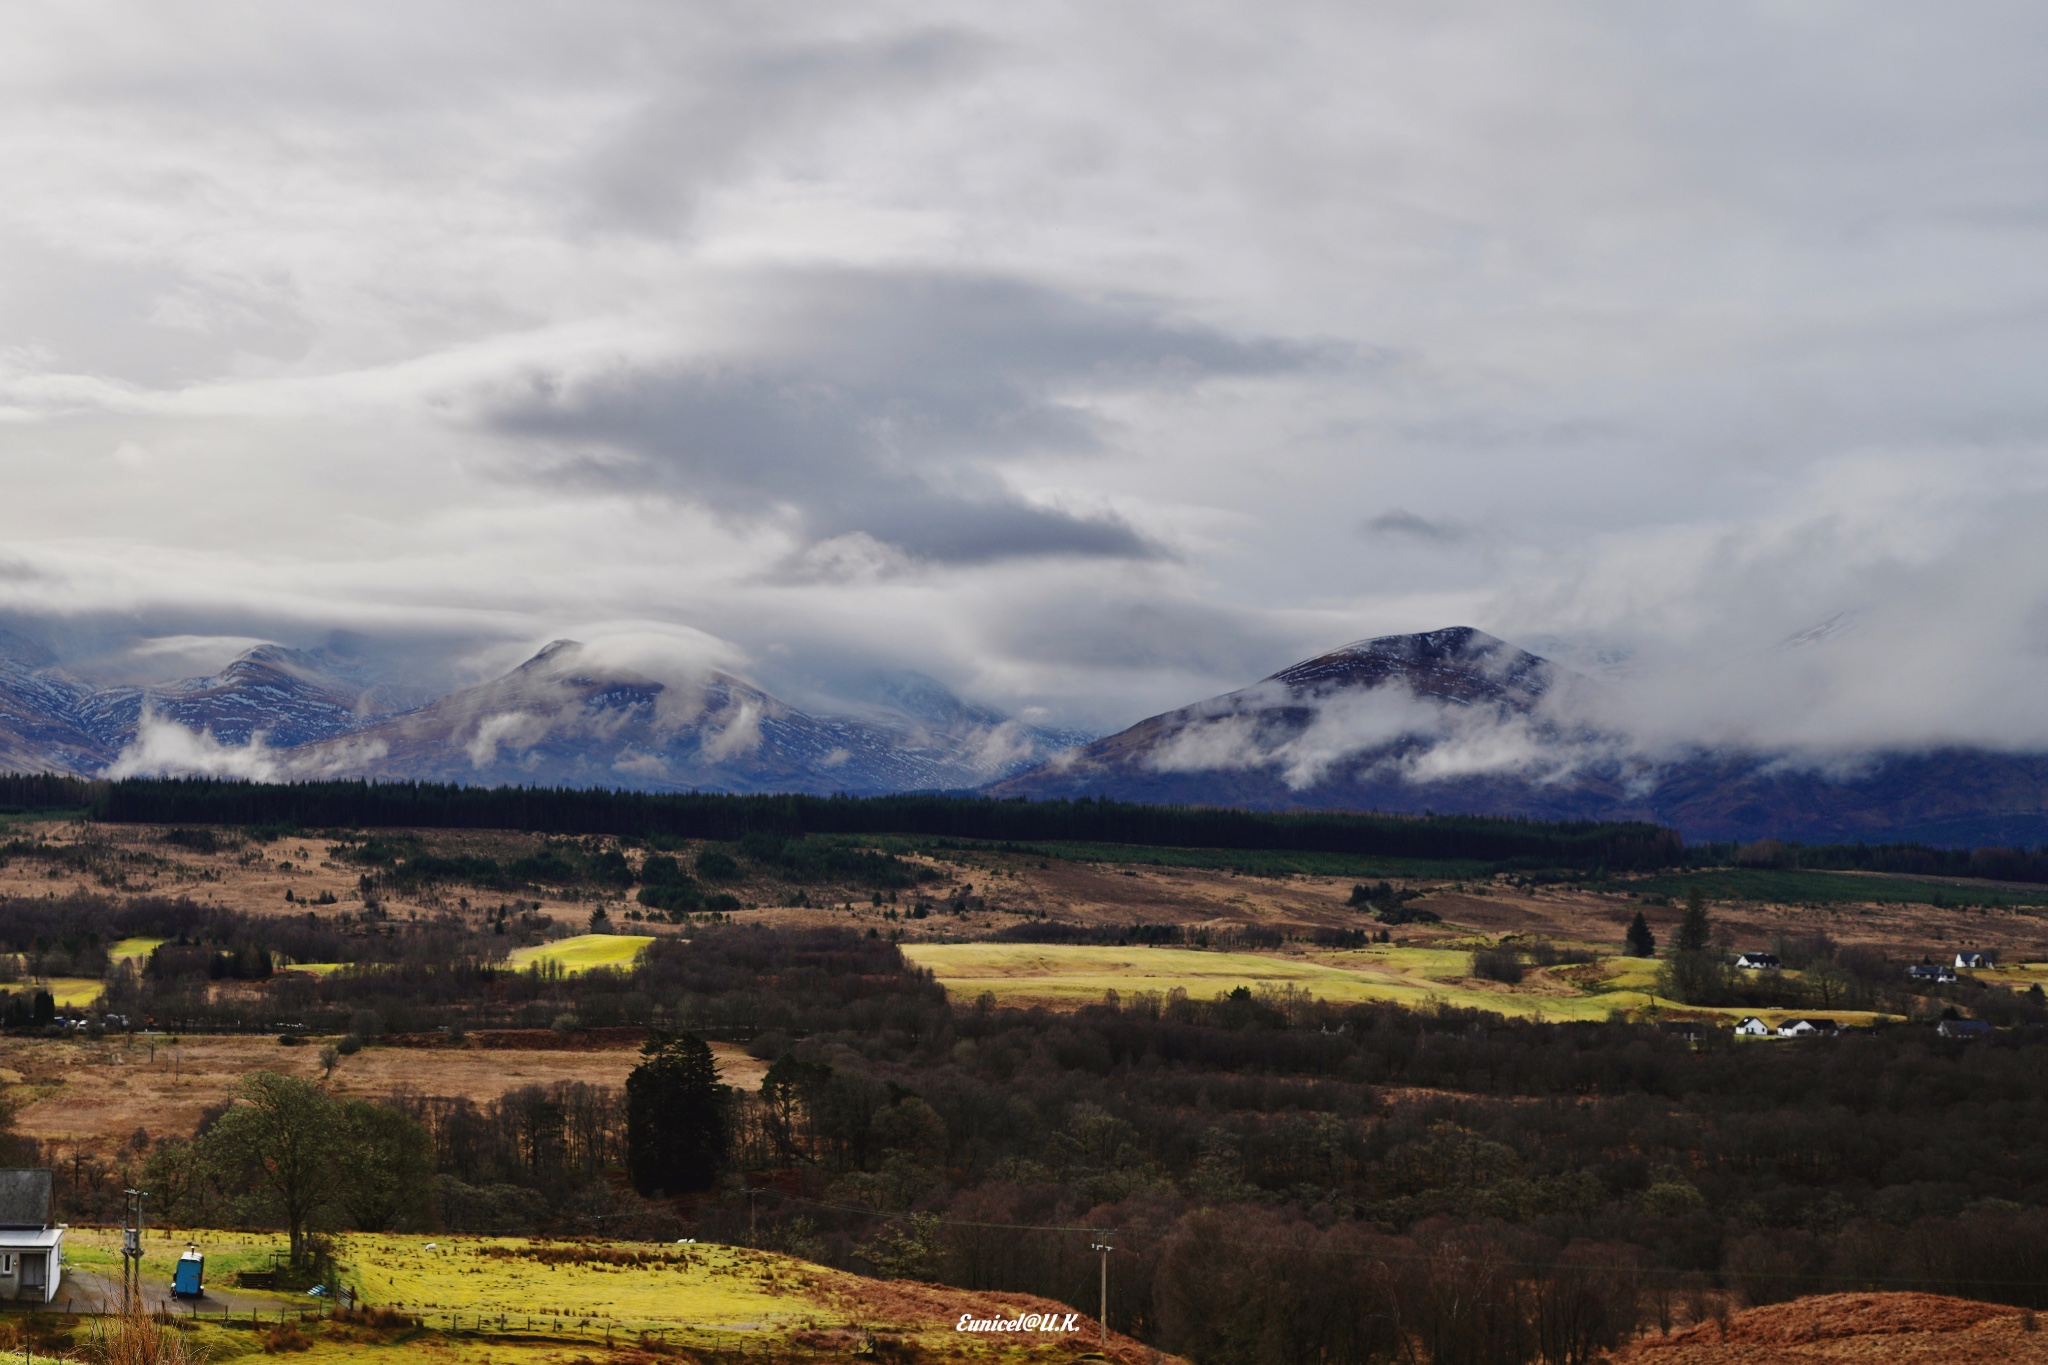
0,1170,62,1303
1735,1017,1772,1037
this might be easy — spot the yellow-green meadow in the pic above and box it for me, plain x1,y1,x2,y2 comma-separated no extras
505,933,654,973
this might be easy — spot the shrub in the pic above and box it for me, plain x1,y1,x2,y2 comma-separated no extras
260,1322,312,1353
87,1308,199,1365
1471,946,1524,984
638,883,701,915
639,855,692,887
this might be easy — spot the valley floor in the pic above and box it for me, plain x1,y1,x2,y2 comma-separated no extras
41,1226,1159,1365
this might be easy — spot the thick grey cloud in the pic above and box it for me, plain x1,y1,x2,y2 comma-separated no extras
484,269,1321,563
0,0,2042,749
577,29,990,233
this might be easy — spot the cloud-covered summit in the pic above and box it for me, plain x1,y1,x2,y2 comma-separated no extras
991,625,2048,846
4,630,1086,796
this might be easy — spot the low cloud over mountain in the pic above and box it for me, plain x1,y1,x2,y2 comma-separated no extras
0,629,1084,796
989,627,2048,847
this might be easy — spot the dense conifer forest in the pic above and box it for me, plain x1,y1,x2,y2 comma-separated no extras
2,774,1683,869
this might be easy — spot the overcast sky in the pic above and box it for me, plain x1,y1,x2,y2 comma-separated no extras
2,1,2046,746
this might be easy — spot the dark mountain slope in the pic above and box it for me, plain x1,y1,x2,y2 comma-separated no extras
989,627,2048,846
78,645,375,750
0,631,111,774
274,640,914,793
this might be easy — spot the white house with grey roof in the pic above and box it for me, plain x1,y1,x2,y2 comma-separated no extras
0,1170,63,1303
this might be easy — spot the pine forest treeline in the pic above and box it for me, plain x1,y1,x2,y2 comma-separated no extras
8,772,2048,878
2,774,1683,870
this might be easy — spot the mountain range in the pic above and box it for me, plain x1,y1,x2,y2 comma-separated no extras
989,627,2048,847
3,623,2045,846
0,633,1087,796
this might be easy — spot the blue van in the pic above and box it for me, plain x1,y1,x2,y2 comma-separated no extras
172,1247,204,1298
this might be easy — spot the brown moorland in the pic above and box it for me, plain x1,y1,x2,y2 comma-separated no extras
0,1033,766,1160
1618,1292,2045,1364
7,820,2045,968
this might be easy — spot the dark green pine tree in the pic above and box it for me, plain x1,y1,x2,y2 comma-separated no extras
626,1033,729,1196
1624,910,1657,958
1674,887,1712,953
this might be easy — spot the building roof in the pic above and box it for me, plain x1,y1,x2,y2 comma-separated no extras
0,1171,52,1230
0,1228,62,1249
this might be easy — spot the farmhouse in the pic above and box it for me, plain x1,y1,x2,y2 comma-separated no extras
1734,952,1781,970
1954,950,1998,970
1735,1017,1772,1037
1907,964,1958,984
0,1169,62,1303
1939,1018,1994,1039
1776,1018,1838,1038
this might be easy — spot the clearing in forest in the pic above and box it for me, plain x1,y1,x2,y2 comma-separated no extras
901,941,1900,1027
901,941,1632,1019
505,933,653,973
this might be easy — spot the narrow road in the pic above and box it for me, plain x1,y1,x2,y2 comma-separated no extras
47,1266,327,1321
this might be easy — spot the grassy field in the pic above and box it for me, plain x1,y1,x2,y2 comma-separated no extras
0,976,106,1007
69,1226,302,1297
109,936,164,964
904,941,1630,1020
1617,868,2048,909
902,941,1900,1028
74,1227,834,1335
59,1227,1123,1363
505,933,654,974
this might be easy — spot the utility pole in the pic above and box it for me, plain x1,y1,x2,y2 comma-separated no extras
1090,1239,1113,1349
121,1188,149,1313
